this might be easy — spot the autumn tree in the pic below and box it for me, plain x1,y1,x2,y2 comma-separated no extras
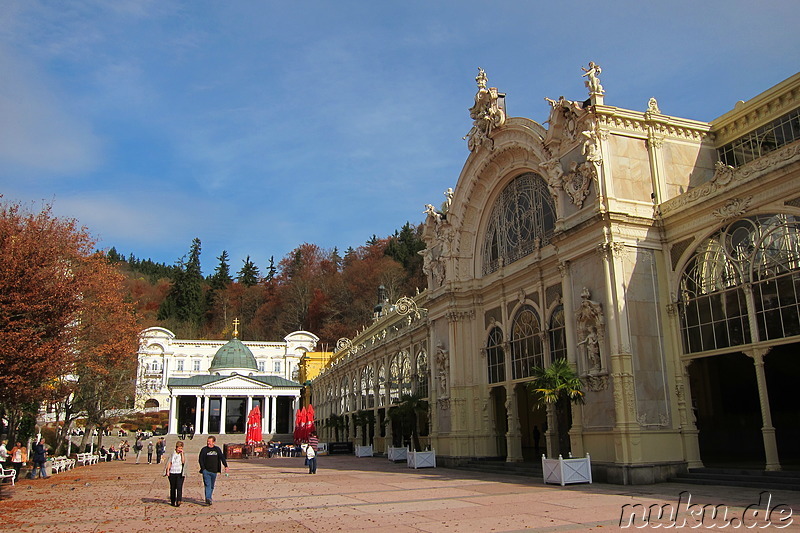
0,202,139,444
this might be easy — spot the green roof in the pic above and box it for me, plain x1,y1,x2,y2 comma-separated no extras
168,374,301,388
209,337,258,372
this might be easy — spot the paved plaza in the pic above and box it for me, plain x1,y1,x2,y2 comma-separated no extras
1,455,798,532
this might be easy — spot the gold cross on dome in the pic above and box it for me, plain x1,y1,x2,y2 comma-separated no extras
233,318,240,338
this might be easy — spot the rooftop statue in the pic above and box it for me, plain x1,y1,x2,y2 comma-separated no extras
581,61,604,96
463,68,506,151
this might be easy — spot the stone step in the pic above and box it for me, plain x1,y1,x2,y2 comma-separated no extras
670,468,800,492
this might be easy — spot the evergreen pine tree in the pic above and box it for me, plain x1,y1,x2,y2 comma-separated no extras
265,255,277,282
237,255,261,287
210,250,232,290
158,238,205,324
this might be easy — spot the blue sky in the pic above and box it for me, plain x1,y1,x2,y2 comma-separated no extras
1,0,798,275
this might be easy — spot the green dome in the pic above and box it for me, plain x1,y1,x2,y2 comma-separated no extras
209,338,258,372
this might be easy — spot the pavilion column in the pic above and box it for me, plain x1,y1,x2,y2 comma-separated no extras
262,397,269,435
246,395,253,418
168,394,178,435
559,261,585,457
220,396,227,435
202,394,210,435
744,348,781,471
504,383,523,462
194,395,202,435
270,396,277,434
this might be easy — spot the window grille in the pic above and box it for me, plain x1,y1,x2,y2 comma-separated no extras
482,172,556,276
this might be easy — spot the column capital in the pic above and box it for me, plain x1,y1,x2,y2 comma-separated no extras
743,346,772,364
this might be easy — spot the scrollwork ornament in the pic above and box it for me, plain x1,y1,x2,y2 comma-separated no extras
395,296,423,318
336,337,353,353
712,197,752,221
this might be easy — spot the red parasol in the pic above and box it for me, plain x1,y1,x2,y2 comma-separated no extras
293,406,304,444
307,404,316,435
246,405,262,445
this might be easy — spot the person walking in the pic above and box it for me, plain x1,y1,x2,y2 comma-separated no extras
0,440,8,466
133,437,144,464
188,423,194,440
305,440,317,474
164,441,186,507
156,438,166,464
31,438,48,479
198,436,228,506
9,442,26,481
147,441,154,464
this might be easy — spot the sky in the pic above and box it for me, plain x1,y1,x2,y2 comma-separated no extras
1,0,798,275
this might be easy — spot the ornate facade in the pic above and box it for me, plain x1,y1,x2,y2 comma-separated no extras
311,68,800,483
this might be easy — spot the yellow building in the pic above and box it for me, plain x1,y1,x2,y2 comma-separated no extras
298,351,334,407
312,67,800,484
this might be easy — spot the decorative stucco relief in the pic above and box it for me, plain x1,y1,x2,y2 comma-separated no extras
711,197,753,221
563,160,597,208
435,342,449,399
575,287,605,374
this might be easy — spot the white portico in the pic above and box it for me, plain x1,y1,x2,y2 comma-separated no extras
162,323,304,436
166,374,301,436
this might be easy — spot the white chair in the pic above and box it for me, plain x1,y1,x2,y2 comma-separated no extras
0,466,17,486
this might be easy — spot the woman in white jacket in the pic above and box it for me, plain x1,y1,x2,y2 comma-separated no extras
164,441,186,506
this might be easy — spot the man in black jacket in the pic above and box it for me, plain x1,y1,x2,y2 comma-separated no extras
198,436,228,505
31,438,48,479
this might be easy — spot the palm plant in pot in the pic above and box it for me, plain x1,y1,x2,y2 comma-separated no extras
527,358,584,457
385,393,429,451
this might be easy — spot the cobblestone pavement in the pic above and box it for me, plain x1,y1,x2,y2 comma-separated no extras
1,455,797,532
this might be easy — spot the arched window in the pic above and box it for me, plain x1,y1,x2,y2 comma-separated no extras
678,214,800,353
511,306,544,379
415,350,428,397
482,172,556,275
549,305,566,363
487,327,505,384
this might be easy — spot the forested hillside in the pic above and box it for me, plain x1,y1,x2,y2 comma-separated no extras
111,222,426,347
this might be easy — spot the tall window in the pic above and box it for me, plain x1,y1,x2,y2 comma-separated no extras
274,361,282,373
378,364,386,407
176,359,184,372
400,351,412,396
549,305,567,363
364,365,375,408
487,327,505,384
511,306,544,380
482,172,556,275
678,214,800,353
193,360,201,372
389,356,401,403
258,361,265,373
415,350,428,397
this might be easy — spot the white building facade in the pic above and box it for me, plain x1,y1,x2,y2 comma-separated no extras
135,327,319,436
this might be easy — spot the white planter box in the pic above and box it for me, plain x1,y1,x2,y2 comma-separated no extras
407,449,436,469
387,446,408,462
355,445,373,457
542,454,592,486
